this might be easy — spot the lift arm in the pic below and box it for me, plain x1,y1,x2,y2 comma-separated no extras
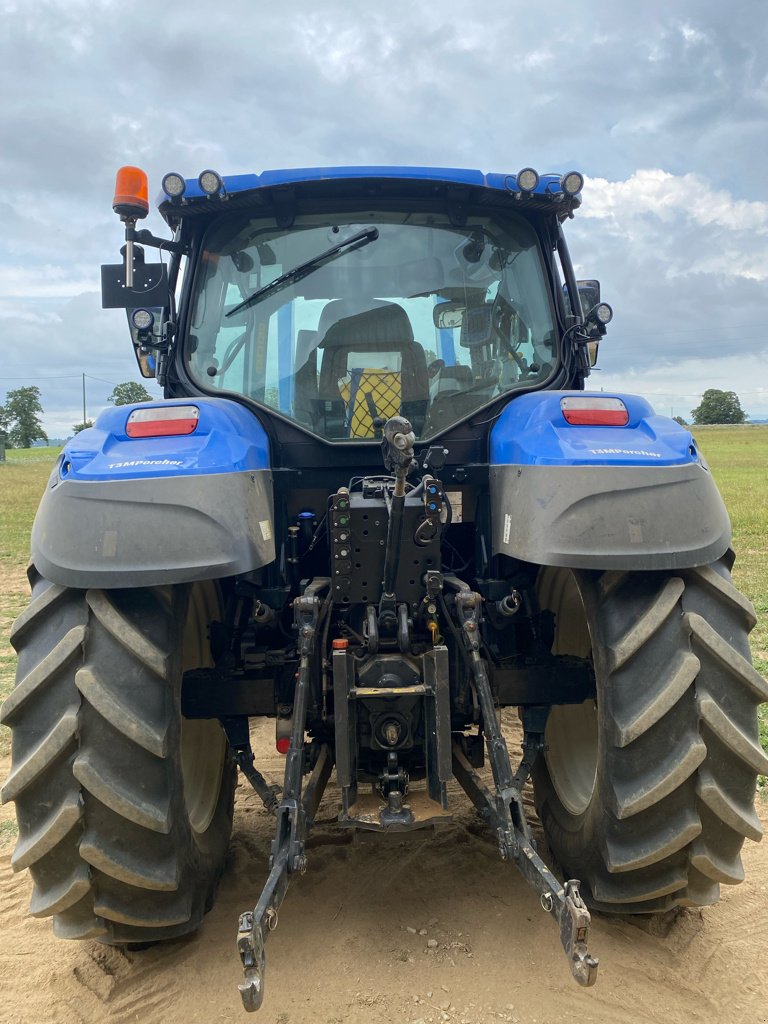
236,580,333,1011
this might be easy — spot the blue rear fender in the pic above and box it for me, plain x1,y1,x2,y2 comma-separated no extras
32,398,276,589
489,391,731,570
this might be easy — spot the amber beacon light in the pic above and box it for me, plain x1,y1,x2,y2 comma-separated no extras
112,165,150,288
112,165,150,220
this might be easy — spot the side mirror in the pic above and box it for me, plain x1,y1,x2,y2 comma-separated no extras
582,301,613,367
576,279,601,316
563,281,612,368
126,307,166,379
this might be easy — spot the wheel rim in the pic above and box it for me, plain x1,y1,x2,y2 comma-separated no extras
181,717,227,834
544,701,599,816
180,582,227,835
538,568,599,817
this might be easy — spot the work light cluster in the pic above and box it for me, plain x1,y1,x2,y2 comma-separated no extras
161,169,224,200
160,167,585,203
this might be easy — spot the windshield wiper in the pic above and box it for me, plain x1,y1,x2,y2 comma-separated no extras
226,227,380,318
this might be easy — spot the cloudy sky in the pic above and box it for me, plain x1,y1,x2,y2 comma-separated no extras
1,0,766,437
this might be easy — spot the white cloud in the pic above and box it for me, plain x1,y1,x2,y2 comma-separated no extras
522,49,554,69
576,170,768,286
0,302,61,326
584,170,768,233
680,22,706,45
0,266,98,299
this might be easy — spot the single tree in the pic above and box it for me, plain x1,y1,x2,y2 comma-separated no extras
72,419,94,434
3,386,48,448
690,389,747,425
673,415,688,427
107,381,153,406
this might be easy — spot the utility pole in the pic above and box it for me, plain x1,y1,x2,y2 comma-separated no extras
82,373,87,427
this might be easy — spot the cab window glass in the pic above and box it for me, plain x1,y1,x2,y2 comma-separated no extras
186,210,558,441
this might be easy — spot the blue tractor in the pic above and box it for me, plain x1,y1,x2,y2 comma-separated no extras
3,164,765,1011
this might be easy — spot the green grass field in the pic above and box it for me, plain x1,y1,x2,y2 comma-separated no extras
692,427,768,765
0,447,65,746
1,432,766,763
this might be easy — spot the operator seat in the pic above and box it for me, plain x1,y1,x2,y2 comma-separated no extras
425,364,475,433
316,303,429,437
292,301,365,429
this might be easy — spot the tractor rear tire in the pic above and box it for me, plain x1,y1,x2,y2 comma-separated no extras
533,553,767,913
1,568,235,942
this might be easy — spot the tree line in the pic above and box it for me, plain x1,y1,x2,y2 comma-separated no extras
687,389,748,425
0,382,152,449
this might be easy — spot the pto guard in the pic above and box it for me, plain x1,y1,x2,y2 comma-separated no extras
490,391,731,570
32,398,276,588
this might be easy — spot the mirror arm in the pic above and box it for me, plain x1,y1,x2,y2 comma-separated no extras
555,224,583,324
125,226,188,256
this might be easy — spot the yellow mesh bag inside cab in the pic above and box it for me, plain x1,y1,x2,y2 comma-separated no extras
338,369,402,437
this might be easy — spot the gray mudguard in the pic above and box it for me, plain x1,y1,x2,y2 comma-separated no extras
490,462,731,570
32,469,275,588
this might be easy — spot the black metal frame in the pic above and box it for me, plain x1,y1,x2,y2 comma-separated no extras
235,567,598,1012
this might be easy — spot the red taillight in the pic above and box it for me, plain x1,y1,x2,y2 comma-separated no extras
276,716,293,754
126,405,199,438
561,396,629,426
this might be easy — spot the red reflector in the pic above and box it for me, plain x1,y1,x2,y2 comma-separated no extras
276,737,291,755
562,409,629,425
561,397,629,426
126,405,199,438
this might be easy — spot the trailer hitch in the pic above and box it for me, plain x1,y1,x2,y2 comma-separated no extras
451,741,598,986
446,578,599,988
236,581,333,1012
516,827,598,986
559,880,598,987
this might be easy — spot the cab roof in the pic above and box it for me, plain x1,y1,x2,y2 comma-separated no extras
158,165,582,223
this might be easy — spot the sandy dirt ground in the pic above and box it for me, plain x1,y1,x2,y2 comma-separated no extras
1,717,768,1024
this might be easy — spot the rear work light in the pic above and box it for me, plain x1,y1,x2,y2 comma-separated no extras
126,405,200,438
561,396,629,426
162,171,186,199
517,167,539,192
561,171,584,197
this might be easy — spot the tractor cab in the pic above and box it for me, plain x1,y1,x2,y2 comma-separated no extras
101,165,611,444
